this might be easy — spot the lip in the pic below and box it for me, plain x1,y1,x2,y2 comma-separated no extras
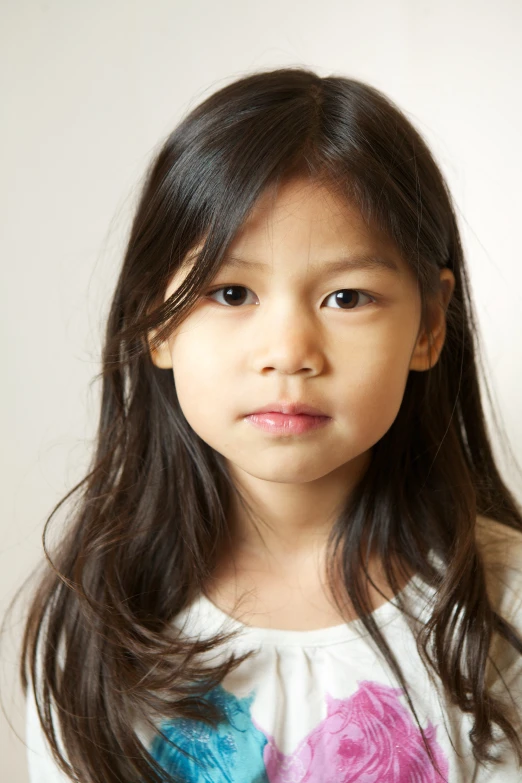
243,402,331,436
247,402,328,416
244,411,331,435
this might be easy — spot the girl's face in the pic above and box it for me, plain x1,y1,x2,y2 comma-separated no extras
152,178,442,488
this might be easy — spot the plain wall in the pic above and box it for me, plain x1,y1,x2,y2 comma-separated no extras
2,0,522,779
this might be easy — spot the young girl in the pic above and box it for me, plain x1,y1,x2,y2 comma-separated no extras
15,66,522,782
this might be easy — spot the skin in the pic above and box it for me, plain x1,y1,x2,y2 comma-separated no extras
149,177,455,625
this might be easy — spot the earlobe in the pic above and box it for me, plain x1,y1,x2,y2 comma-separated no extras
409,320,446,372
146,292,174,369
409,268,455,373
147,329,173,369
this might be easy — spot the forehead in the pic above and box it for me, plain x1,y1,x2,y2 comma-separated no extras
237,178,382,242
182,178,412,280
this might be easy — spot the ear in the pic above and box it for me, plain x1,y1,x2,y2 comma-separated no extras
409,268,455,372
148,328,173,369
147,299,174,369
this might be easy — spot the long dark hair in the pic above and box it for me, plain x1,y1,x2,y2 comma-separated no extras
6,67,522,782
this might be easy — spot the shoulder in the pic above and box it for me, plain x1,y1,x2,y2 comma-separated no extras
475,515,522,602
475,515,522,685
25,686,71,783
475,514,522,616
476,513,522,551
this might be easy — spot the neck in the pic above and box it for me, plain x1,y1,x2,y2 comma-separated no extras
223,449,372,571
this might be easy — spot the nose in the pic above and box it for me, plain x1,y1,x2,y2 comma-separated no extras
250,299,325,376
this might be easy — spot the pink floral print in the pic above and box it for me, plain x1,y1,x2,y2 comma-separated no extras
259,680,448,782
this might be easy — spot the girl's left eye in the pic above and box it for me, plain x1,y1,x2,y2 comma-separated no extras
205,286,375,309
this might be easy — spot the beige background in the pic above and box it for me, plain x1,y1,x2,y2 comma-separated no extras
2,0,522,779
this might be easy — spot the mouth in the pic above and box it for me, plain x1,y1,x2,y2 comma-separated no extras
247,401,329,417
244,409,331,436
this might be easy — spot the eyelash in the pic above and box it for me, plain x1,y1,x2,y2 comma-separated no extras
204,285,376,310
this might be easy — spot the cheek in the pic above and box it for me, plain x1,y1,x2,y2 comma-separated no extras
168,328,230,437
350,372,406,428
337,330,415,431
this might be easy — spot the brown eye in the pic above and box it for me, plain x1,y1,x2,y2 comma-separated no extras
324,290,374,309
206,286,256,306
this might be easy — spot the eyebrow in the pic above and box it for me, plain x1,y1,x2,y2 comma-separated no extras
182,252,400,275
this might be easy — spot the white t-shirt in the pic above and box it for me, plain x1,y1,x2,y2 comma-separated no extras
26,517,522,782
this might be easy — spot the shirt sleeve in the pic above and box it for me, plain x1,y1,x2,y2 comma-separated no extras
470,655,522,782
472,517,522,781
25,687,72,783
